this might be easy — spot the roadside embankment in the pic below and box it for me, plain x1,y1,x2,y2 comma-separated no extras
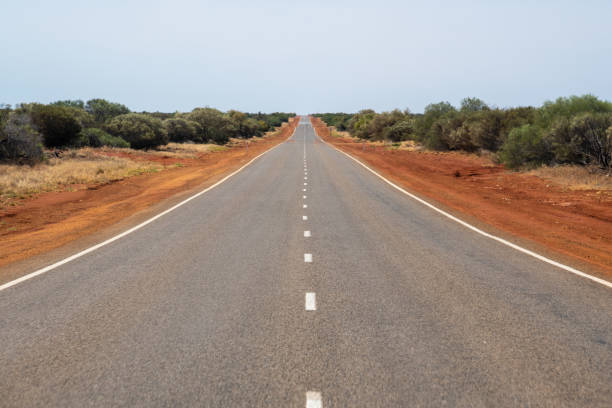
0,118,299,270
311,117,612,278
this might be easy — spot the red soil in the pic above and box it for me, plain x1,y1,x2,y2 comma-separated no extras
0,118,299,272
311,117,612,278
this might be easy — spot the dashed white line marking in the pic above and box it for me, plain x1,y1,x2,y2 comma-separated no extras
303,195,307,199
304,253,312,263
304,182,308,186
305,292,316,310
303,215,308,220
303,188,307,192
304,230,311,237
303,204,308,208
304,177,308,180
306,391,322,408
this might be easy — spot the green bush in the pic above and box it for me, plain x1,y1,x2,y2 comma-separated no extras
85,99,130,124
0,112,44,165
384,119,413,142
29,104,82,147
546,113,612,169
163,118,202,142
78,128,130,148
187,108,233,144
105,114,168,149
499,125,552,168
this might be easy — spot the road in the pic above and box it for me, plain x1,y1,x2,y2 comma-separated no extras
0,117,611,407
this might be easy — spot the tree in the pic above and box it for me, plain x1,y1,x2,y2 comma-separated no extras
460,97,489,113
500,125,552,168
0,112,44,164
51,100,85,109
78,128,130,148
163,118,202,142
384,119,413,142
187,108,233,144
85,99,130,124
413,102,456,141
347,109,377,139
29,104,82,147
105,113,168,149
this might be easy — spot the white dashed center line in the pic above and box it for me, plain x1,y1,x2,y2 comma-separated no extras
303,215,308,221
306,391,322,408
303,204,308,208
303,195,307,199
303,188,307,192
304,183,308,186
304,230,311,237
305,292,316,311
304,253,312,263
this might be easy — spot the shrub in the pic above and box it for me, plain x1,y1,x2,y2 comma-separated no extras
384,119,413,142
78,128,130,148
29,104,82,147
51,100,85,109
0,113,44,165
537,95,612,128
499,125,552,168
460,97,489,113
105,114,168,149
85,99,130,124
163,118,202,142
187,108,233,144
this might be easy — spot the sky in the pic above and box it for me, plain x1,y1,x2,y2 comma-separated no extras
1,0,611,114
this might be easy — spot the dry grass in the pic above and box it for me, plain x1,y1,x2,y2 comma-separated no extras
151,143,228,158
0,148,159,207
530,165,612,191
96,143,228,160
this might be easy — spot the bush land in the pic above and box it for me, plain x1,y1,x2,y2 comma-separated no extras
0,100,294,165
314,95,612,171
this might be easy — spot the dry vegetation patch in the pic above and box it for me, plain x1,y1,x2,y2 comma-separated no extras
150,143,228,158
530,165,612,191
0,148,159,207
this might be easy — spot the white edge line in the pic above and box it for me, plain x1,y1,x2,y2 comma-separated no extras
314,124,612,289
0,122,299,292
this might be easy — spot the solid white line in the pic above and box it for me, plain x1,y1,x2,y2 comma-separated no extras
303,215,308,221
304,230,311,237
306,391,322,408
0,125,297,292
304,253,313,263
318,134,612,289
305,292,316,310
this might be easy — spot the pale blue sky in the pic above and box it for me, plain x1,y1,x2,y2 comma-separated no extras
1,0,611,113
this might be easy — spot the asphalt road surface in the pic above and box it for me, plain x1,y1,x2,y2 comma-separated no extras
1,118,611,407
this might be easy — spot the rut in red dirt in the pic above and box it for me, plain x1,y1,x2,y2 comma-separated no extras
311,117,612,278
0,118,299,270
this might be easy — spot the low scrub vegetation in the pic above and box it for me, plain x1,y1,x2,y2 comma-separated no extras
0,101,294,165
315,95,612,171
0,149,159,206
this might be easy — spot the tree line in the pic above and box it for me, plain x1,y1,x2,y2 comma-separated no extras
0,99,295,165
313,95,612,170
